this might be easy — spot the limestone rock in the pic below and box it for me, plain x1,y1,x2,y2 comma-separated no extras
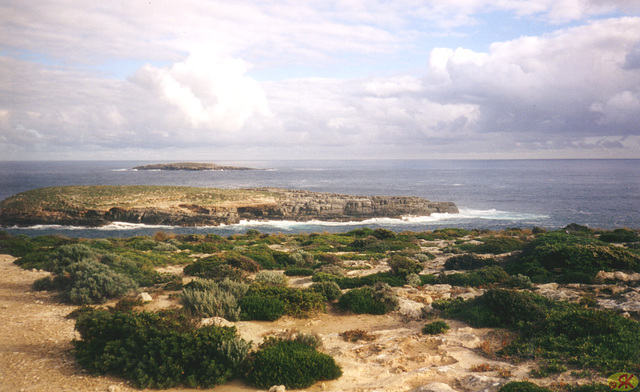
410,382,457,392
398,298,425,319
460,374,504,392
269,385,286,392
138,292,152,302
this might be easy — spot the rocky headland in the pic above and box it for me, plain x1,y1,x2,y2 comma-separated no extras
0,185,459,227
132,162,256,171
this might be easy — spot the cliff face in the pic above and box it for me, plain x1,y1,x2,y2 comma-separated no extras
0,186,458,227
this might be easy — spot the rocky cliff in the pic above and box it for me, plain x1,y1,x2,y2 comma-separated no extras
0,186,458,227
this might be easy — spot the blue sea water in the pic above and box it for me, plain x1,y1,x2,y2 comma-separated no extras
0,159,638,238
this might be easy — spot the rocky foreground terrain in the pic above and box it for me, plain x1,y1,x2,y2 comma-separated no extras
0,186,458,227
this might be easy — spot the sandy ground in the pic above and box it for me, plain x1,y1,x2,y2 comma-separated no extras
1,254,593,392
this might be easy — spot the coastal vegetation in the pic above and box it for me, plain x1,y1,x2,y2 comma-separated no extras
1,224,639,390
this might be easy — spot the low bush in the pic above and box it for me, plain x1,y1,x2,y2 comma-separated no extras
338,283,399,315
599,228,639,243
444,254,497,270
183,258,245,281
422,320,450,335
245,284,325,318
39,260,138,305
180,278,249,321
226,253,261,272
311,281,342,301
436,289,640,373
284,267,314,276
437,266,510,287
507,231,640,282
387,254,423,277
240,295,286,321
245,340,342,389
254,270,287,286
470,236,526,254
498,381,550,392
73,309,250,389
406,273,421,287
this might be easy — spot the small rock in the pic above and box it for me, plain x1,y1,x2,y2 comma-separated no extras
269,386,286,392
138,292,153,302
409,382,457,392
201,317,235,327
108,386,121,392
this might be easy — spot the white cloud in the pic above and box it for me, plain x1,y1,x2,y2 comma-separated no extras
132,51,270,131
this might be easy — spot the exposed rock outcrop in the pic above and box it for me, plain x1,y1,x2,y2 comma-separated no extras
0,186,459,227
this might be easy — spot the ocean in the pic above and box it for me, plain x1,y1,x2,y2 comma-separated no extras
0,159,638,238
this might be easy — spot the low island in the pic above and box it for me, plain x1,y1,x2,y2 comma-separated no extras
0,185,459,227
132,162,256,171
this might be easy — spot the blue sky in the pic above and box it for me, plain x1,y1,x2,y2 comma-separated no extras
1,1,639,160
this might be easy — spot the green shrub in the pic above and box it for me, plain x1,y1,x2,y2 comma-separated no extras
406,273,421,287
245,284,325,318
372,228,396,240
240,295,286,321
254,271,287,285
183,258,245,281
338,283,399,315
316,264,346,277
470,236,526,254
438,289,640,373
437,266,510,287
508,274,533,289
387,255,423,277
52,260,138,305
246,340,342,389
226,253,261,272
311,281,342,301
599,228,639,243
422,320,450,335
181,278,249,321
284,267,314,276
444,254,497,270
498,381,550,392
73,309,249,389
508,231,640,282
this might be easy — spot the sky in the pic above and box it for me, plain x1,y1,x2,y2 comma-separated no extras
1,1,640,161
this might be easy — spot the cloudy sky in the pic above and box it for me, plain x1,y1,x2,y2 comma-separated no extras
1,1,639,160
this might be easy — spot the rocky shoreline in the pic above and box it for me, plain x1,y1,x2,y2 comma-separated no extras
0,186,459,227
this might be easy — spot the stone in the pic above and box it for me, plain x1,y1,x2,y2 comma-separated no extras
269,386,286,392
138,292,152,302
108,386,121,392
398,298,425,319
460,374,504,392
410,382,457,392
201,317,235,327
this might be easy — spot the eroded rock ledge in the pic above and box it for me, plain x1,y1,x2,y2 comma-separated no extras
0,186,459,227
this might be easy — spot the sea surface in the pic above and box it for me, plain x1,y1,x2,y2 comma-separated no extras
0,159,638,238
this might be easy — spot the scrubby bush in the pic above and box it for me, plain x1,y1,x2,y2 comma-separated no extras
406,273,421,287
508,273,533,289
245,284,325,318
73,309,250,389
372,228,396,240
599,228,639,243
437,266,510,287
498,381,550,392
284,267,314,276
183,258,245,281
240,295,286,321
507,231,640,282
422,320,450,335
470,236,526,254
226,253,261,272
436,289,640,373
316,264,347,277
52,260,138,305
245,340,342,389
444,254,497,270
254,270,287,285
289,251,315,267
311,281,342,301
387,255,423,276
181,278,249,321
338,283,399,315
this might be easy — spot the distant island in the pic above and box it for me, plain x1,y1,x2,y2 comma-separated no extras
0,185,459,227
132,162,256,171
